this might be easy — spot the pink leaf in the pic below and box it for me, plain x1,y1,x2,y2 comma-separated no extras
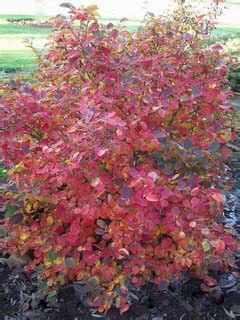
97,149,107,157
212,44,223,51
146,194,158,202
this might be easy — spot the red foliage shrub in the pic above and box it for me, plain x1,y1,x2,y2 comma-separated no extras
0,3,236,314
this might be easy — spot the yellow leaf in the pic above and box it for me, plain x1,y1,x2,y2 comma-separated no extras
153,225,165,237
47,216,54,226
19,232,29,241
58,276,65,285
25,203,32,213
54,257,63,265
44,261,52,267
221,132,232,142
47,279,54,286
16,162,25,171
87,5,98,11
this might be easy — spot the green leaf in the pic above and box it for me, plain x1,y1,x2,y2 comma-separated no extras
47,290,57,304
5,205,17,218
202,240,210,252
47,250,57,260
0,165,7,179
38,280,47,290
48,290,57,298
209,141,220,153
221,84,229,92
0,226,7,236
192,86,199,96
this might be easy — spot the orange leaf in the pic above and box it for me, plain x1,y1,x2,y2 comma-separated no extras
212,193,224,203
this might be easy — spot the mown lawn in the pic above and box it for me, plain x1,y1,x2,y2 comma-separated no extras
0,23,50,35
0,50,37,73
0,14,50,73
0,8,240,74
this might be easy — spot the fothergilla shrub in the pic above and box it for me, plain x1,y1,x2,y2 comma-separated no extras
0,3,236,314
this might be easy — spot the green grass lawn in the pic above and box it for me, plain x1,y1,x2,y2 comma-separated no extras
0,50,37,73
0,14,35,20
0,10,240,74
0,23,50,35
0,14,50,73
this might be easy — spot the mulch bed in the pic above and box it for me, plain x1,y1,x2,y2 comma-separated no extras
0,263,239,319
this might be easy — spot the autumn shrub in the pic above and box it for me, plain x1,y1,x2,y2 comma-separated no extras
0,3,237,314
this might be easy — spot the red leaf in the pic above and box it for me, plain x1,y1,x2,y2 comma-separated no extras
223,235,235,247
120,304,129,314
82,252,99,266
160,199,169,208
70,224,79,235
